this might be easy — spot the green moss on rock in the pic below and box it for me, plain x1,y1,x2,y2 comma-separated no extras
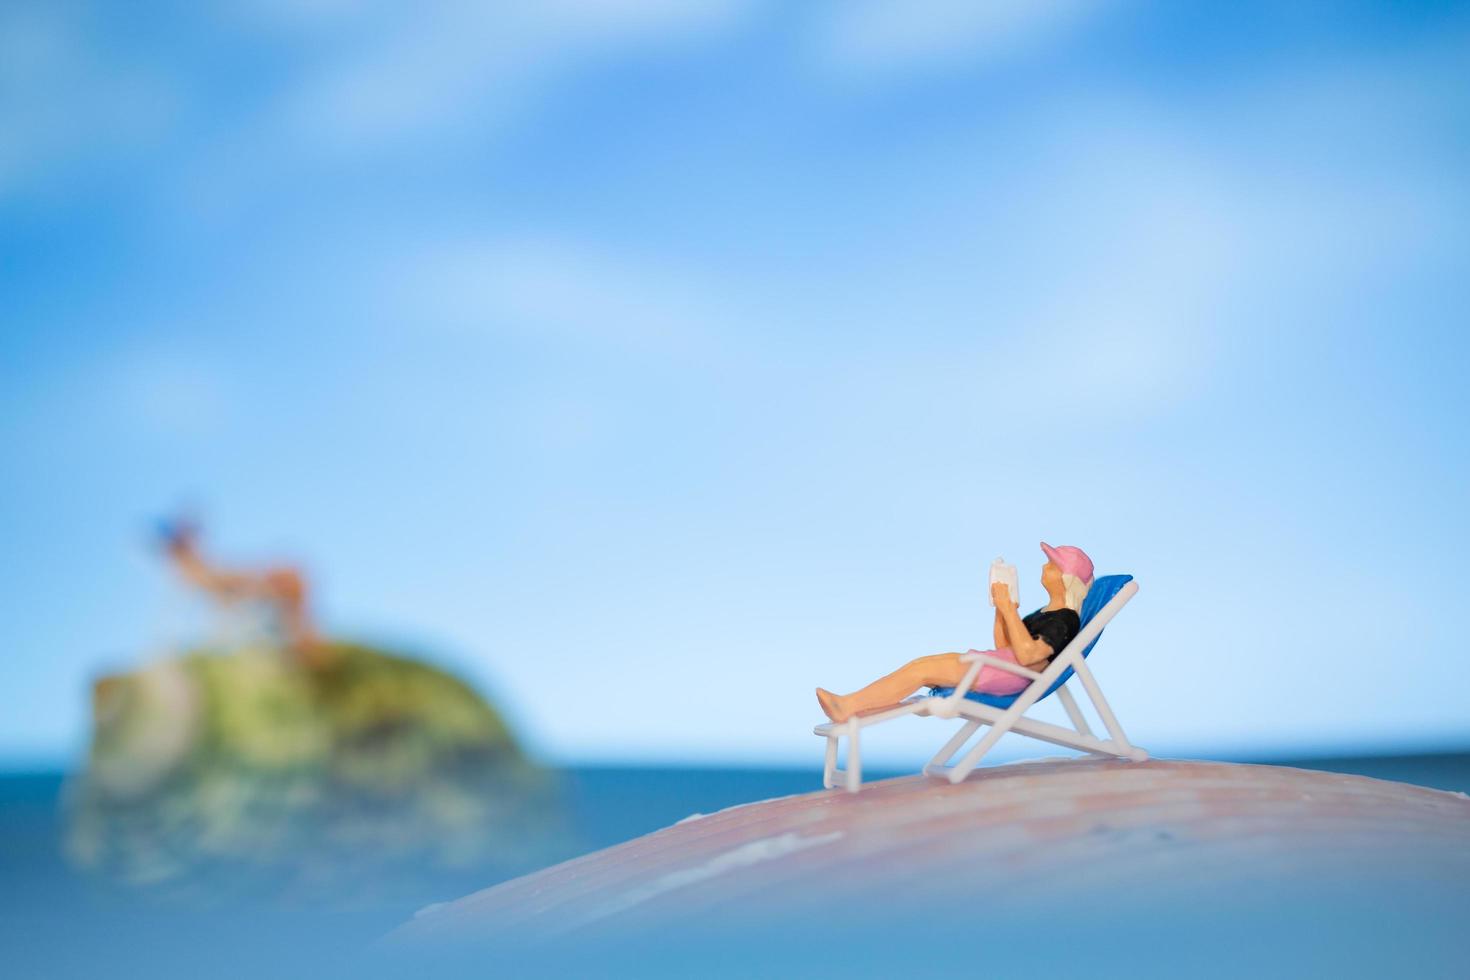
67,642,563,898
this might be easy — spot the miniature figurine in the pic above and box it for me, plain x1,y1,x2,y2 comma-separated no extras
156,516,328,667
815,543,1094,724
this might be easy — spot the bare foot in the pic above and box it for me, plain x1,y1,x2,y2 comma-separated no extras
816,688,852,723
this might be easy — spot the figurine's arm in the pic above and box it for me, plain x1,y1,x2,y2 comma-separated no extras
990,582,1053,666
993,606,1007,651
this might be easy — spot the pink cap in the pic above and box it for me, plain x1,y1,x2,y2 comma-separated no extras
1040,542,1094,585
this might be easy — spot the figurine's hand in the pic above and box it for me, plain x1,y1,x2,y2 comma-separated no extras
990,581,1015,607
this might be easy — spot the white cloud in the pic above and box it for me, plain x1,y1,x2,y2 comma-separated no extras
379,42,1466,441
108,347,236,440
2,1,753,209
398,235,733,356
278,0,751,152
384,105,1251,428
221,0,366,33
814,0,1098,74
0,4,181,196
147,0,756,228
1001,113,1246,413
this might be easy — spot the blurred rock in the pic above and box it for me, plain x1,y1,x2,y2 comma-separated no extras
66,641,563,900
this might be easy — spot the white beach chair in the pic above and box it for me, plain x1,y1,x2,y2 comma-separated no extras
814,575,1145,792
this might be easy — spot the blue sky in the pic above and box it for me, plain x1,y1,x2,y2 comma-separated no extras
3,1,1468,767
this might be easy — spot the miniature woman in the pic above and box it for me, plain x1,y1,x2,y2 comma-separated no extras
816,543,1094,724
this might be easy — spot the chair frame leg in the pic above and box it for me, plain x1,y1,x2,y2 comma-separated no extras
844,720,862,792
924,719,981,775
1072,659,1136,756
822,720,865,792
823,733,838,790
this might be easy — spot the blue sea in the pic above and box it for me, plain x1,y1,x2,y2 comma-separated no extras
4,754,1468,979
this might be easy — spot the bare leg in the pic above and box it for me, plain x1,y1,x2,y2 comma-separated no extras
817,653,970,723
265,569,332,668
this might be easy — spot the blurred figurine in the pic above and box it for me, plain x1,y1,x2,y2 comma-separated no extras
816,543,1094,724
67,517,564,898
156,516,327,667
